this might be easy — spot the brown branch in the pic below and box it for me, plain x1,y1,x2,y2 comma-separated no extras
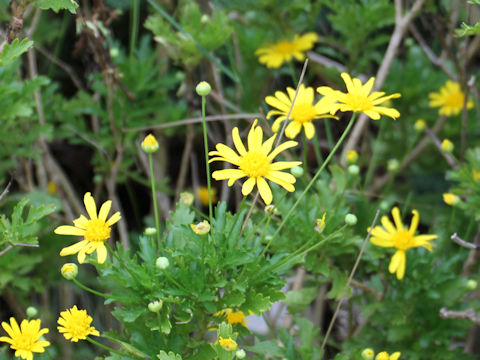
439,308,480,325
451,233,479,250
350,279,382,301
424,127,459,168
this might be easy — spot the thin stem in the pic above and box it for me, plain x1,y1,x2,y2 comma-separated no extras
320,210,380,352
72,279,108,298
262,113,357,256
312,132,324,167
148,153,162,249
323,118,334,150
129,0,139,58
87,337,129,358
303,134,308,174
201,95,214,228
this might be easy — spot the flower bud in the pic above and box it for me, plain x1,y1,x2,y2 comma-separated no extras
387,159,399,172
414,119,426,132
26,306,38,318
361,348,374,360
144,227,157,236
442,193,460,206
290,165,304,178
314,213,326,234
346,150,358,164
345,213,357,226
148,300,163,313
348,165,360,176
466,279,477,290
195,81,211,96
264,204,278,215
235,349,246,359
61,263,78,280
179,191,194,206
441,139,454,153
141,134,159,153
190,220,210,235
379,200,390,211
156,257,170,270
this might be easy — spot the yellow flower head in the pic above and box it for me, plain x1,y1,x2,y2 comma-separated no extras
429,80,474,117
61,263,78,280
0,317,50,360
346,150,359,164
57,306,99,342
190,220,211,235
141,134,159,153
209,120,301,205
215,309,248,327
473,169,480,181
266,84,336,139
255,33,318,68
317,73,401,120
441,139,454,153
442,193,459,206
370,207,437,280
196,186,218,206
218,336,238,351
375,351,401,360
55,192,121,264
47,180,57,194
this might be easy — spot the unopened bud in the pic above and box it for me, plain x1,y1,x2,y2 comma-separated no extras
190,220,210,235
346,150,358,164
235,349,246,359
148,300,163,313
345,213,357,226
26,306,38,318
264,204,278,214
179,191,194,206
441,139,454,153
156,257,170,270
144,227,157,236
466,279,477,290
387,159,399,172
290,165,304,178
348,165,360,176
61,263,78,280
142,134,159,153
195,81,211,96
361,348,374,360
314,213,326,233
442,193,460,206
414,119,426,132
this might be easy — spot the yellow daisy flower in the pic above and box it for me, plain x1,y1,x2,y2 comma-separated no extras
429,80,474,117
54,192,121,264
255,32,318,68
57,306,100,342
317,73,401,120
370,207,437,280
442,193,459,206
218,336,238,351
473,169,480,181
209,120,301,205
196,186,218,206
375,351,401,360
214,309,248,327
266,84,336,139
0,318,50,360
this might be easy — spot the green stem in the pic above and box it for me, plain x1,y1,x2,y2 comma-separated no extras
364,119,386,188
312,132,324,167
164,271,189,293
303,133,308,174
201,96,214,228
148,153,162,249
261,113,357,256
129,0,140,58
288,61,299,84
72,279,108,298
87,336,129,357
324,118,334,150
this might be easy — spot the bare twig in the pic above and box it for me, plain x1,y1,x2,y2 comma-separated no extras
0,243,39,257
424,127,459,168
0,180,12,202
321,210,380,351
306,51,346,73
451,233,478,250
350,279,382,301
439,308,480,325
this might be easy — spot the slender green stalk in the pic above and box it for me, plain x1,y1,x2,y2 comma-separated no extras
129,0,140,58
72,279,108,298
87,337,129,357
164,272,189,293
312,132,324,166
324,118,334,149
288,61,299,84
148,153,162,249
261,113,357,256
201,95,214,228
364,119,386,187
303,134,308,173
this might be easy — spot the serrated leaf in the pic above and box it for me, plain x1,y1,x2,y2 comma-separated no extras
221,291,245,307
0,39,34,66
157,351,182,360
246,339,284,357
34,0,79,13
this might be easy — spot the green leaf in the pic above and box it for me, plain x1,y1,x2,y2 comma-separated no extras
221,291,245,307
284,287,318,313
34,0,79,13
157,351,182,360
456,22,480,37
0,38,33,67
246,339,284,357
112,306,146,323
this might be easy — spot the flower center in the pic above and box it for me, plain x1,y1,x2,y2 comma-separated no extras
66,315,92,339
376,353,389,360
12,334,35,351
239,152,271,178
391,229,414,251
85,219,110,242
290,102,316,123
274,40,296,55
344,93,373,112
445,93,464,108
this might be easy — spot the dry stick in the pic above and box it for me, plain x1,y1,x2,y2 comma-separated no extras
370,115,448,192
0,180,12,202
451,233,479,250
341,0,426,165
424,127,459,168
240,59,309,231
0,243,39,257
320,210,380,352
307,51,346,73
439,308,480,325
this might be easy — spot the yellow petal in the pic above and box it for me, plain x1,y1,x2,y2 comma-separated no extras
232,127,247,156
257,177,273,205
96,243,108,264
285,121,302,139
267,140,298,161
380,216,396,234
54,225,85,237
98,200,112,222
390,352,401,360
84,192,98,220
241,177,256,196
303,122,315,139
106,212,121,226
391,207,404,231
409,210,419,235
60,240,89,256
73,215,89,229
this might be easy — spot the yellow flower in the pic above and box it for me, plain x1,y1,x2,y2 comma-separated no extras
196,186,217,206
473,169,480,181
190,220,211,235
429,80,474,116
0,318,50,360
266,84,335,139
255,33,318,68
370,207,437,280
215,309,248,327
47,180,57,194
346,150,358,164
375,351,401,360
57,306,99,342
209,120,301,205
218,336,238,351
441,139,454,153
61,263,78,280
54,192,121,264
317,73,401,120
442,193,459,206
414,119,426,132
314,212,326,234
141,134,159,153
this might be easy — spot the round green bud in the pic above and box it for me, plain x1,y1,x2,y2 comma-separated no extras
141,134,159,153
290,165,304,178
195,81,211,96
441,139,454,153
387,159,400,172
148,300,163,313
379,200,390,211
109,47,120,58
61,263,78,280
414,119,426,132
179,191,195,206
26,306,38,318
466,279,477,290
235,349,246,359
348,164,360,176
361,348,374,360
144,227,157,236
345,213,358,226
156,257,170,270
